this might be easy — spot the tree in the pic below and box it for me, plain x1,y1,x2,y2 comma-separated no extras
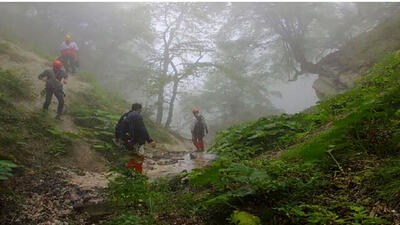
180,37,281,136
148,3,222,127
224,2,400,83
0,3,154,97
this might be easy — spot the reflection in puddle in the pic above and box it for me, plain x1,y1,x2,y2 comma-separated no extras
144,151,216,179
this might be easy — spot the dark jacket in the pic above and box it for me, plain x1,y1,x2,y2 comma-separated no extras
191,115,208,138
38,69,68,90
123,110,153,145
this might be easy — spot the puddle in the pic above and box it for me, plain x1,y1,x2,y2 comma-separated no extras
144,151,216,179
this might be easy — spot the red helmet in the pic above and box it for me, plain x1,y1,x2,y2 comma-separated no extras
192,108,200,113
53,60,62,69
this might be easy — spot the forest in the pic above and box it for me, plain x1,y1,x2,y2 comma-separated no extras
0,2,400,225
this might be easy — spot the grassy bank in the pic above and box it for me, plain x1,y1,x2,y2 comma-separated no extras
106,52,400,225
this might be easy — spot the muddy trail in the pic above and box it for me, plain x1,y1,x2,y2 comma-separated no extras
0,38,216,225
1,150,215,225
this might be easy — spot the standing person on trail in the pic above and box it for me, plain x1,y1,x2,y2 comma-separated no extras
38,60,68,120
191,108,208,151
115,103,156,173
60,34,79,74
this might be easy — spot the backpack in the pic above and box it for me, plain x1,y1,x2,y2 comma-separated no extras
115,111,131,140
194,115,205,136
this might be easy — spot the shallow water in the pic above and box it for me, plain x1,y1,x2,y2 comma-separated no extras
144,151,216,179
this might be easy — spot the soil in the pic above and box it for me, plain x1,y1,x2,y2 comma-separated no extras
0,38,215,224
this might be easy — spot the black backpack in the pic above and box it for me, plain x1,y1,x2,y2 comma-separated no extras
115,111,131,140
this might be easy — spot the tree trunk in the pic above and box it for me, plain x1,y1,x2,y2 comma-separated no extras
286,37,327,76
156,86,164,124
155,38,171,124
165,78,179,128
155,8,186,125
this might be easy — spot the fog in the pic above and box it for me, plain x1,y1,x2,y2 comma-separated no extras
269,74,319,114
0,2,398,138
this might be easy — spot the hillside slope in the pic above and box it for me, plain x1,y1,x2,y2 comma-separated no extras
0,37,194,224
313,10,400,99
102,51,400,225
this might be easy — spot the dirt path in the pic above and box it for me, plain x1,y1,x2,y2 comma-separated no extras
0,38,217,224
1,39,109,171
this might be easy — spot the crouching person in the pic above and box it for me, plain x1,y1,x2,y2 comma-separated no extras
115,103,155,173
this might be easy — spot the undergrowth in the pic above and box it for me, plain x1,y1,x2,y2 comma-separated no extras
69,72,174,151
107,51,400,224
0,68,74,178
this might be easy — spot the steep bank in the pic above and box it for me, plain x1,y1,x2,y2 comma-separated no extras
313,10,400,99
104,51,400,224
0,37,207,225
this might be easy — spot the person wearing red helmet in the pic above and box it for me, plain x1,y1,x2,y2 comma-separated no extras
190,108,208,151
38,60,68,119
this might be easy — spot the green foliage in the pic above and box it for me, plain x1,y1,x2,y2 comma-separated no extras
365,159,400,203
69,85,173,147
185,52,400,223
109,51,400,224
0,68,74,170
107,173,198,225
108,174,150,207
279,204,341,224
231,211,261,225
278,204,388,224
349,205,389,225
0,160,17,181
108,212,153,225
0,40,28,62
72,108,119,142
210,113,319,161
44,128,76,156
0,42,10,54
0,68,31,100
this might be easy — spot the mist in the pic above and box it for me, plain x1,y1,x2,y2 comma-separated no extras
0,2,398,138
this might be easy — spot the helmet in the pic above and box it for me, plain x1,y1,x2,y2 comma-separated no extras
65,35,71,41
53,60,62,69
192,108,200,113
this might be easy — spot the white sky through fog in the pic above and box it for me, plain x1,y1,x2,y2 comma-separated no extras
268,74,319,114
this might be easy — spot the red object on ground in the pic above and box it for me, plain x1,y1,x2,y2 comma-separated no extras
123,140,145,173
125,156,144,173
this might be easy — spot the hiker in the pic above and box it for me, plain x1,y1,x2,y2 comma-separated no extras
190,108,208,151
60,34,79,74
38,60,68,120
115,103,156,173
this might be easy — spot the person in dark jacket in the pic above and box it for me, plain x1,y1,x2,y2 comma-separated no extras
38,60,68,120
117,103,155,173
190,107,208,151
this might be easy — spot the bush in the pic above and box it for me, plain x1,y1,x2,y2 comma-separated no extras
0,160,17,181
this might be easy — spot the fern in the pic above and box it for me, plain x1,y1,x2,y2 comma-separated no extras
0,160,17,180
